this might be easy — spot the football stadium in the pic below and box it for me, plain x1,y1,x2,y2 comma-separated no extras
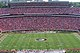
0,0,80,53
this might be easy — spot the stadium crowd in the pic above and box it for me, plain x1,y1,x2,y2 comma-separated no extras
0,8,80,14
9,2,69,7
0,49,66,53
0,17,80,32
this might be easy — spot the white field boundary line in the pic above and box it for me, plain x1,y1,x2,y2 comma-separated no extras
22,31,57,34
73,33,80,40
0,34,8,43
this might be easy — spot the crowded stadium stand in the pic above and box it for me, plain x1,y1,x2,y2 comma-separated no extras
0,50,66,53
0,8,80,15
9,1,71,8
0,16,80,32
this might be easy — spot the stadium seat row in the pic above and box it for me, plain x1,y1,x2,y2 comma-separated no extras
0,8,80,14
0,17,80,32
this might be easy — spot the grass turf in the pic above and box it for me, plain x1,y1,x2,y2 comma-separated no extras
0,32,80,50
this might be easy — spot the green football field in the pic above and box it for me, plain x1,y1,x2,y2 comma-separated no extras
0,32,80,50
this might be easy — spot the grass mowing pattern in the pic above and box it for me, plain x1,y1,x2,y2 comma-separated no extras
0,32,80,50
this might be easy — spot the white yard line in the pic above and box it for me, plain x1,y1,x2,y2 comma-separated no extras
73,33,80,40
0,34,8,43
